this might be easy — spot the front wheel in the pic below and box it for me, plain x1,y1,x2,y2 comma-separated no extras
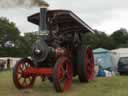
53,57,73,92
13,58,35,89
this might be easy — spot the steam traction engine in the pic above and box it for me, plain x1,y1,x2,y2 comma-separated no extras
13,8,95,92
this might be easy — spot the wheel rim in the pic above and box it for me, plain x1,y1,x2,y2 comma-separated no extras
85,48,94,81
14,59,35,89
56,58,72,92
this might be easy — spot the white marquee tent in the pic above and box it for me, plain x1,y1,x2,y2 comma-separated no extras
111,48,128,72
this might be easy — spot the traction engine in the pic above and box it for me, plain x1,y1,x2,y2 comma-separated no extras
13,8,95,92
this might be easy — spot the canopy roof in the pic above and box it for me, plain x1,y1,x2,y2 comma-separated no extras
111,48,128,54
28,9,94,33
93,48,110,53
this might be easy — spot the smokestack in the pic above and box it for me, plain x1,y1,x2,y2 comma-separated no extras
39,8,48,35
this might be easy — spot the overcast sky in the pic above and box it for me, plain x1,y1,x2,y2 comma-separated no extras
0,0,128,35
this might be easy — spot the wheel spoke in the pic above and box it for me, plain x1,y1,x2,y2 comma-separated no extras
58,71,64,80
23,64,26,70
24,63,28,69
65,71,70,80
19,64,24,72
58,64,65,80
17,71,22,74
60,65,65,73
17,76,22,81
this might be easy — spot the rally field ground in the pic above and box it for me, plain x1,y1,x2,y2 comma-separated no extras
0,70,128,96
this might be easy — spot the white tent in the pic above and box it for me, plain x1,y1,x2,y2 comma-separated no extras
0,57,21,69
111,48,128,72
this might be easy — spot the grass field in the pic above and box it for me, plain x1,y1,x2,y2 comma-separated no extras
0,70,128,96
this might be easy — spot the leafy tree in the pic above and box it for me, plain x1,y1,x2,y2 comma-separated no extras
111,28,128,48
83,30,116,49
0,17,20,46
16,32,37,57
0,17,20,56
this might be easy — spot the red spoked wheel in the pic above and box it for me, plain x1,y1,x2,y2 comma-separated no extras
77,46,94,82
53,57,73,92
85,47,94,81
13,58,35,89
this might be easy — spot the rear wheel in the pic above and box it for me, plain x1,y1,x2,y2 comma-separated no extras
13,58,35,89
77,46,94,82
53,57,73,92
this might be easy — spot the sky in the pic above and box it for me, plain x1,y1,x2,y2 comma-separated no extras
0,0,128,35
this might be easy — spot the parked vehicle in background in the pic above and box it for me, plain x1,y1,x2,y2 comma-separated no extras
118,57,128,75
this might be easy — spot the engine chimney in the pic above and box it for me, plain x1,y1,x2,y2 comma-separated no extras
39,8,48,36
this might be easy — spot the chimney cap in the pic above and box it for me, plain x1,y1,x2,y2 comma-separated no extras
38,0,49,8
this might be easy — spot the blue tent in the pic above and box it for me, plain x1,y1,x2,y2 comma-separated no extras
93,48,113,70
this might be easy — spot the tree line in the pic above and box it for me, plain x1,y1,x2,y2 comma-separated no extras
0,17,128,57
0,17,37,57
83,28,128,49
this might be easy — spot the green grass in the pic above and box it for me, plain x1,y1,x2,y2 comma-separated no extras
0,70,128,96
